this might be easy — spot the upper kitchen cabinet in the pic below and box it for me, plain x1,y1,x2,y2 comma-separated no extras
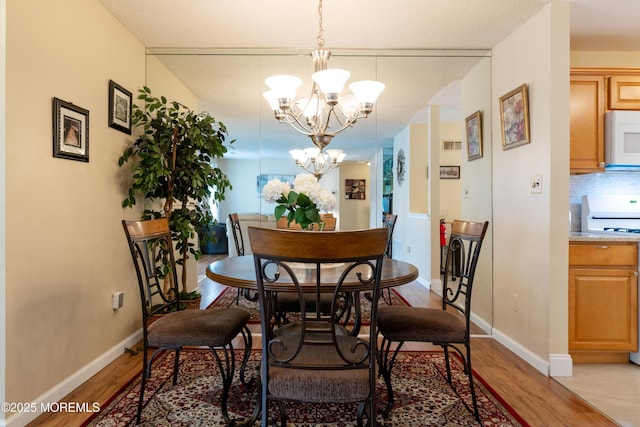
570,72,605,173
609,75,640,110
570,68,640,174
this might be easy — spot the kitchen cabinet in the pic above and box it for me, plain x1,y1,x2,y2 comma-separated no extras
570,73,605,173
570,68,640,174
569,241,638,363
609,75,640,110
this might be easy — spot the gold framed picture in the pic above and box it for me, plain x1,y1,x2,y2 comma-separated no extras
499,84,530,150
465,110,483,161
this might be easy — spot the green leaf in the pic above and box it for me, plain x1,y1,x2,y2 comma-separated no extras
274,204,287,219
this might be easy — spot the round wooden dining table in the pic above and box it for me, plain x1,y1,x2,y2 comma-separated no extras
206,255,419,293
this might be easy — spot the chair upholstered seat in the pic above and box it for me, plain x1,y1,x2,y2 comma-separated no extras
377,306,466,343
148,307,250,348
268,342,371,403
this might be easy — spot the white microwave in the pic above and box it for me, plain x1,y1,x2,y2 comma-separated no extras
605,110,640,167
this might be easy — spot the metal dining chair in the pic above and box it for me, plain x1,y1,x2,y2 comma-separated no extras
122,218,253,425
248,227,388,426
228,213,259,303
377,219,489,421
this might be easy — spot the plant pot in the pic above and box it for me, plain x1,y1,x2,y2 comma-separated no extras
200,223,228,254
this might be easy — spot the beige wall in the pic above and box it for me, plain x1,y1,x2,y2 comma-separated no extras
339,162,370,230
491,2,570,373
409,123,429,213
6,0,144,411
438,122,463,223
147,55,199,109
3,0,197,423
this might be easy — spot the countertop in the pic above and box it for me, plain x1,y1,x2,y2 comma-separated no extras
570,232,640,242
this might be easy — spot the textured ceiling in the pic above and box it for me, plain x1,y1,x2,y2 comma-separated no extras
98,0,640,51
98,0,640,160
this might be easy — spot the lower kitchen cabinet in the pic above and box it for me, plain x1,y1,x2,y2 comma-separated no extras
569,242,639,363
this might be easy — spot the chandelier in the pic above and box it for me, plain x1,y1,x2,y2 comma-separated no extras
290,147,346,179
263,0,385,155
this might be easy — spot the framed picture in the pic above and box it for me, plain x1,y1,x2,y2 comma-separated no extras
52,97,90,162
108,80,132,134
345,179,366,200
439,165,460,179
257,174,294,197
499,84,530,150
465,110,483,161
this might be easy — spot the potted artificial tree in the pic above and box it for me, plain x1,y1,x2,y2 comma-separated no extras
119,87,233,302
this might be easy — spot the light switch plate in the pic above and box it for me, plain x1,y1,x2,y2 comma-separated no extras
530,175,542,194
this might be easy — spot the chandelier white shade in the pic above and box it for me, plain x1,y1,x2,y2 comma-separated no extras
263,0,384,152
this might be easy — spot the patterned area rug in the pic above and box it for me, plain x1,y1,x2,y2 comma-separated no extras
86,350,526,427
207,286,409,324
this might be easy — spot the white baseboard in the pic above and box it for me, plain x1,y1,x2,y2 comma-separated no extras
492,329,573,377
491,327,550,376
422,276,437,292
549,353,573,377
470,312,492,335
5,330,142,427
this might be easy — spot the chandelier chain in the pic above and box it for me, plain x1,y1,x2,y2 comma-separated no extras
316,0,324,48
263,0,384,177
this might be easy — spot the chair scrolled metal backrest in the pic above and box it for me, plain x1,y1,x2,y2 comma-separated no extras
124,217,181,321
228,213,245,256
377,219,489,421
228,213,259,304
383,213,397,258
248,227,388,427
122,217,253,425
441,219,488,325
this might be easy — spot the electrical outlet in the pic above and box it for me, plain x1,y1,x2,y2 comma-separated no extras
406,246,412,254
511,293,519,312
113,292,124,310
530,175,542,194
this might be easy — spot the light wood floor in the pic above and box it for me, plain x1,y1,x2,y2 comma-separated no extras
28,255,617,427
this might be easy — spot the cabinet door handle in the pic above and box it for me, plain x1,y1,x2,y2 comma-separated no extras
595,245,609,249
634,271,639,277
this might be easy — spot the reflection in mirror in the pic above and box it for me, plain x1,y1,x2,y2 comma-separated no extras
147,50,487,219
146,49,492,326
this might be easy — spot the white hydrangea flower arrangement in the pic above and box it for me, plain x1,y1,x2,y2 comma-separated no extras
262,173,336,230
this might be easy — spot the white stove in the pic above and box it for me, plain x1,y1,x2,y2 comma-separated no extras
582,195,640,364
581,195,640,235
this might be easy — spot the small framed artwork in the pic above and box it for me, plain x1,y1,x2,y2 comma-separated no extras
108,80,132,134
465,110,483,161
345,179,366,200
53,97,90,162
439,165,460,179
499,84,530,150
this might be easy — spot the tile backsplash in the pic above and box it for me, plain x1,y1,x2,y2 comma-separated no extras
569,171,640,231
